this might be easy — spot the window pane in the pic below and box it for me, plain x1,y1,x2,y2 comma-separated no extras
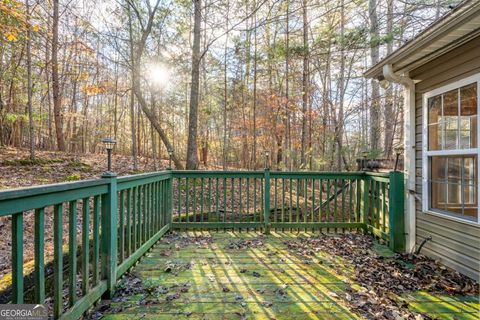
446,157,461,184
443,88,458,116
429,155,478,220
428,95,441,124
428,124,441,150
430,181,446,211
460,83,477,148
444,118,458,149
431,156,446,182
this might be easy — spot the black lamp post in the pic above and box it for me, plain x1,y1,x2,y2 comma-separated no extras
393,146,404,172
168,149,173,170
361,150,369,171
264,151,270,170
102,138,116,176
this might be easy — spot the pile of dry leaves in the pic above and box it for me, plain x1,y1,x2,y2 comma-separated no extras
225,236,265,250
158,232,214,249
286,234,479,319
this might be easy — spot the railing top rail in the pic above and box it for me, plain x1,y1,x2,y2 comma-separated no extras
270,171,366,178
117,170,171,183
172,170,265,178
0,178,109,201
364,172,392,177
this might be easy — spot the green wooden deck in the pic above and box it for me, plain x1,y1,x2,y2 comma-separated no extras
95,232,479,320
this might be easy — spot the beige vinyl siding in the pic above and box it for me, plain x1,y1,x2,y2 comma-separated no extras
411,36,480,281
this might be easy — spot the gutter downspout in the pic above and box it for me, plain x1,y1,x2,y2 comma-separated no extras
382,64,416,253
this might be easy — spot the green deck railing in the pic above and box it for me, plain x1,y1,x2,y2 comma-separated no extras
0,169,404,319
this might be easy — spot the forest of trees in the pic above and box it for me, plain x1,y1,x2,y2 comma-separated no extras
0,0,459,171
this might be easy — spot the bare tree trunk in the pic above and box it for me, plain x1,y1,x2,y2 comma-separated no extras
222,0,229,170
284,0,290,170
252,2,258,169
127,3,138,170
186,0,202,169
26,0,35,159
369,0,381,152
52,0,65,151
300,0,308,169
384,0,394,158
336,0,345,170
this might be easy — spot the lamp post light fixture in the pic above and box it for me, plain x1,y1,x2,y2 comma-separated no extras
264,151,270,170
393,146,405,172
168,149,173,170
361,150,369,171
102,138,116,176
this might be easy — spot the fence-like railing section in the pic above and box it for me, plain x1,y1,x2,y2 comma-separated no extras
172,171,265,229
0,171,172,319
171,170,405,251
0,169,404,319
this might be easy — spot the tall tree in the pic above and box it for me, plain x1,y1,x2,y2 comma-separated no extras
369,0,380,152
26,0,34,159
52,0,66,151
186,0,202,169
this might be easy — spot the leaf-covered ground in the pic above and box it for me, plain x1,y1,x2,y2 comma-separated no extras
88,232,479,320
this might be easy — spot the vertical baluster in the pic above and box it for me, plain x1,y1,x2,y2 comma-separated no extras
289,178,293,224
319,179,323,224
93,197,100,285
139,185,144,245
34,208,45,303
185,178,189,224
260,177,264,223
274,178,277,224
349,180,354,223
239,178,243,225
311,179,315,224
326,180,330,233
223,178,227,226
282,179,285,224
145,184,149,240
208,178,212,222
356,179,362,223
333,179,338,232
341,180,346,231
231,178,235,224
296,179,300,224
200,178,204,223
246,178,250,222
215,178,220,223
193,178,197,222
253,178,257,222
154,181,160,232
150,183,153,236
69,200,77,306
12,212,23,304
126,189,131,258
81,198,90,295
158,181,162,229
132,187,137,250
382,182,387,233
119,191,124,263
53,204,63,318
304,179,307,225
177,178,181,222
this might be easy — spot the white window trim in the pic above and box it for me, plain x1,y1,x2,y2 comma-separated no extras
422,73,480,224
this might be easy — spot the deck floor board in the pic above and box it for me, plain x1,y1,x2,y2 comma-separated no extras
97,232,479,320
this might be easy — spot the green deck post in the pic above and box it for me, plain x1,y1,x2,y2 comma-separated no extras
101,173,118,298
360,175,369,233
264,168,271,234
389,171,405,252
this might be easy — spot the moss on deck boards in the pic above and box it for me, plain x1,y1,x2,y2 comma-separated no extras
97,232,479,320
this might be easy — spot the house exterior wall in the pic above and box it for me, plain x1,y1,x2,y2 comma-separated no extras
410,36,480,280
